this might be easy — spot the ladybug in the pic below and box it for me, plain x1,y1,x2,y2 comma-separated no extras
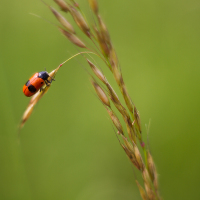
23,71,52,97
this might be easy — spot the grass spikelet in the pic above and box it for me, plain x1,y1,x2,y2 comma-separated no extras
93,25,110,57
97,15,111,49
50,6,75,33
133,144,145,171
144,184,155,200
59,27,86,48
69,6,90,37
88,0,98,15
112,65,122,86
121,84,134,113
134,106,142,133
105,83,120,105
108,49,121,87
122,136,144,170
121,144,141,170
142,168,151,187
111,99,129,120
124,118,136,144
136,180,148,200
109,48,118,69
91,79,110,107
147,150,158,191
142,168,154,199
105,107,124,135
20,84,51,130
122,136,135,154
53,0,70,12
87,59,106,84
20,104,34,130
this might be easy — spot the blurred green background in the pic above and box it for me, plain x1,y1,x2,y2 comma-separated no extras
1,0,200,199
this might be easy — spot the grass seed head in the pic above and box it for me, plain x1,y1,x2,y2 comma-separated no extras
20,104,34,129
59,28,86,48
69,6,90,37
124,119,136,144
122,136,135,153
105,107,123,134
122,136,144,170
147,151,158,191
134,145,145,171
111,101,130,121
142,168,152,190
134,106,142,133
87,59,106,84
144,183,155,200
121,144,141,170
54,0,70,12
88,0,98,15
20,84,51,129
91,80,110,107
109,48,121,85
122,85,134,113
136,180,148,200
106,83,121,105
93,26,110,57
29,88,46,106
109,48,118,68
50,6,75,33
98,15,111,48
29,90,42,105
113,65,122,86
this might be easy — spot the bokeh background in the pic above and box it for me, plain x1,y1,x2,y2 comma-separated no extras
1,0,200,199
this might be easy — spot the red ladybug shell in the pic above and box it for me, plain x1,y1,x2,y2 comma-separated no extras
23,73,45,97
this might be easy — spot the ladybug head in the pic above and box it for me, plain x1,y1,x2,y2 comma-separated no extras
38,71,49,80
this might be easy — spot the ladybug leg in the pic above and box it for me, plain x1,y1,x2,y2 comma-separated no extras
49,76,56,82
43,76,56,87
45,80,51,86
46,77,56,84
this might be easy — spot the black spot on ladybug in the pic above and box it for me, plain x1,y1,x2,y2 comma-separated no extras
41,82,43,84
28,85,37,93
25,80,30,86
